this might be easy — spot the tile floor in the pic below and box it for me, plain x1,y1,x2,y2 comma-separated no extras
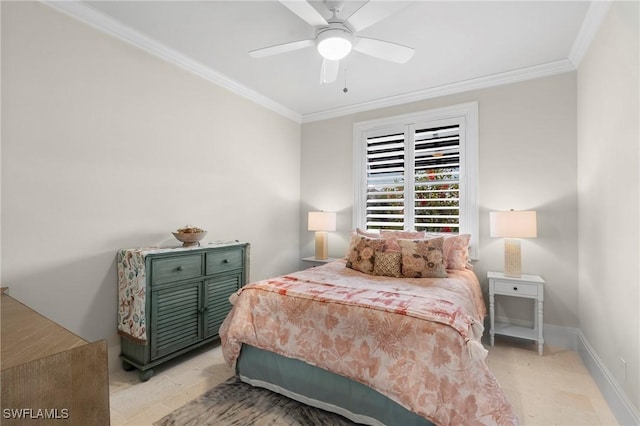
109,339,619,425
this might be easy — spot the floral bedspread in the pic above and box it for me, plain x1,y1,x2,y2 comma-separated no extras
220,260,518,425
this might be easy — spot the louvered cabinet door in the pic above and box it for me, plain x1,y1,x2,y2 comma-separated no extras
204,273,242,339
151,280,202,360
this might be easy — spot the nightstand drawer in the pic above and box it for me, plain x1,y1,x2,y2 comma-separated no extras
493,280,538,297
151,254,203,285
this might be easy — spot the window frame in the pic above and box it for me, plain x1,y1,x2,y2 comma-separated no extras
352,102,479,258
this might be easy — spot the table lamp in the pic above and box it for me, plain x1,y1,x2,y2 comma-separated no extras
308,211,336,260
490,210,537,277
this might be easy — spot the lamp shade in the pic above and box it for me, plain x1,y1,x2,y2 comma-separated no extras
308,211,337,232
490,210,537,238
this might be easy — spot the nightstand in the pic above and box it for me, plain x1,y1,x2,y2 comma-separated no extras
301,256,340,268
488,271,545,355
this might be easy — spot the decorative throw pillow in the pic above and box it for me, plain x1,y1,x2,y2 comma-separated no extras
397,238,448,278
379,230,426,251
356,228,381,238
373,251,402,277
380,230,426,239
445,233,471,270
345,234,387,275
425,233,471,270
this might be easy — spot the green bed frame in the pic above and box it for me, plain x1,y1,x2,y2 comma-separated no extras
236,344,434,426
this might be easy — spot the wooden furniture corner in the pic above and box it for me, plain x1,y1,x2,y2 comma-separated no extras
1,292,110,425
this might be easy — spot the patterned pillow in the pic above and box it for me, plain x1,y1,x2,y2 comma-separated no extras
379,230,426,251
425,233,471,270
380,230,426,239
397,238,448,278
373,251,402,277
345,234,388,275
446,233,471,269
356,228,381,238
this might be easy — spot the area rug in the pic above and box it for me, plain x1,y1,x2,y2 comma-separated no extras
154,376,355,425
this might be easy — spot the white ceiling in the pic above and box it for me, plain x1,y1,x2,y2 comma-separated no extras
50,1,606,122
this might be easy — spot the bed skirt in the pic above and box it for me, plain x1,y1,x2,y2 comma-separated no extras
236,344,434,426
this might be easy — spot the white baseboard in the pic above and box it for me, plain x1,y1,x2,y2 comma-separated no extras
578,331,640,426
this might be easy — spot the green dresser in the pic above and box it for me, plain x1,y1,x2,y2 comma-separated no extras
117,242,249,381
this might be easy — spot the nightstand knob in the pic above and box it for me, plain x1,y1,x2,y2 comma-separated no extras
223,259,230,264
513,286,518,291
176,266,184,272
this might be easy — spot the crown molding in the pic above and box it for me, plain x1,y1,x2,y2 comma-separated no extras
43,1,302,124
302,59,576,123
43,1,606,126
568,0,613,67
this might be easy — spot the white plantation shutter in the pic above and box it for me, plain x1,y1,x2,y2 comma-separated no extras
413,125,461,232
366,132,406,229
354,103,478,255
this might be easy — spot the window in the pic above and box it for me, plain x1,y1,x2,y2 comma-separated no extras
353,102,479,257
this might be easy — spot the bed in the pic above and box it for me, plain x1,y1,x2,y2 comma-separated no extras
220,233,518,425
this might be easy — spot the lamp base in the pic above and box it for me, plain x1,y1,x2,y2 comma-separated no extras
314,231,328,260
504,239,521,278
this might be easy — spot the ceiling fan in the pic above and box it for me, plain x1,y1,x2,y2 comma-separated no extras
249,0,415,84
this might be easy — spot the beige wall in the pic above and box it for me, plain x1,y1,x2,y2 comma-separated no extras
1,2,301,367
302,72,579,328
4,3,637,416
577,0,639,415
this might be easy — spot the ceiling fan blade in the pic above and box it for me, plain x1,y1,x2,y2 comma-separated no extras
353,37,415,64
345,1,408,32
279,0,328,27
320,59,339,84
249,39,314,58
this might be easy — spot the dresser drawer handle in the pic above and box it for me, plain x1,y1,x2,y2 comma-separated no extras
176,266,184,272
513,286,518,291
223,259,230,264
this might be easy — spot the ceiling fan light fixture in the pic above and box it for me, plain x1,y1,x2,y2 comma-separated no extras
316,28,353,61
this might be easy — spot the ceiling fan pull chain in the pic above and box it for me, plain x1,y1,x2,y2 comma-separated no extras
343,68,349,93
